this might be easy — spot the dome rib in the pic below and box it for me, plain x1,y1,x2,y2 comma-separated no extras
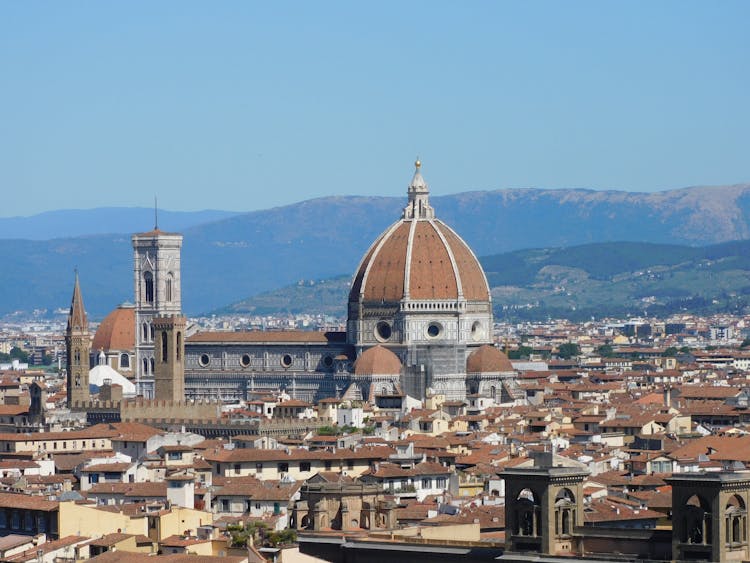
361,221,411,302
431,220,464,299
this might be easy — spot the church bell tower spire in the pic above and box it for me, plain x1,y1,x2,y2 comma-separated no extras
66,271,91,408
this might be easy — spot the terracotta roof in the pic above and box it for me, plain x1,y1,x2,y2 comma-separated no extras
92,305,135,351
350,217,490,303
354,345,402,376
467,345,513,373
0,492,58,511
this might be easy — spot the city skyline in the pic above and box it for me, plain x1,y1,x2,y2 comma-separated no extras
1,1,749,217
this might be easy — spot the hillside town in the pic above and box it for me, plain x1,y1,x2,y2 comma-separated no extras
1,310,750,561
3,165,750,563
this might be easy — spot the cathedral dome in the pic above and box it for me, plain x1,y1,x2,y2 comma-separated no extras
467,344,514,373
93,304,135,352
354,345,402,376
349,162,490,305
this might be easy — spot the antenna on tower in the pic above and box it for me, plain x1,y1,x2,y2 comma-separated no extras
154,196,159,230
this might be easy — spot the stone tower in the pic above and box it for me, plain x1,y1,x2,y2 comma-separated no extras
66,272,91,408
153,314,186,402
132,226,183,398
501,452,588,556
667,471,750,563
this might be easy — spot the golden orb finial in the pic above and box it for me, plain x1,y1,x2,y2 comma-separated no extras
415,157,421,169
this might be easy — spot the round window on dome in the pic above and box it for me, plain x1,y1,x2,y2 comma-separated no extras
471,321,484,341
375,321,392,342
240,354,251,368
281,354,293,368
199,354,210,367
427,322,443,339
323,355,334,368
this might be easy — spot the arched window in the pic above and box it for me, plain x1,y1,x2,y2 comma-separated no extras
150,324,155,341
684,494,712,545
161,331,168,363
74,349,80,363
725,495,746,547
150,358,155,374
515,488,540,537
555,488,576,537
142,322,149,341
176,332,182,360
144,272,154,303
166,273,174,302
120,353,130,369
143,358,149,375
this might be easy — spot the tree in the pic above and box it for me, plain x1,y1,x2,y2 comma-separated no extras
663,347,679,357
596,344,614,358
508,345,533,360
557,342,581,360
741,338,750,349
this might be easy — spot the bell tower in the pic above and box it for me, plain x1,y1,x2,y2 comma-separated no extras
667,471,750,563
153,314,186,402
66,272,91,408
501,452,588,556
132,222,183,398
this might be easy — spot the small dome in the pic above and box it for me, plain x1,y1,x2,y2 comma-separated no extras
467,345,514,373
354,345,402,376
93,304,135,352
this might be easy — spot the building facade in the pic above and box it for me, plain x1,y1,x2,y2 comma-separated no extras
181,162,509,403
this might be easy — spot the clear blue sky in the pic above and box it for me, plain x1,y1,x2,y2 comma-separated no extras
1,1,748,217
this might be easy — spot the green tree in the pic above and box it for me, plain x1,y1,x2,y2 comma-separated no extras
557,342,581,359
663,347,679,357
508,345,533,360
596,344,614,357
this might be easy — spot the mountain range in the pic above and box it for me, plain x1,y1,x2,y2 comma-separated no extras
222,239,750,322
2,183,750,319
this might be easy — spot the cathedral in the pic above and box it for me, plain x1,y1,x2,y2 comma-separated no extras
82,162,518,405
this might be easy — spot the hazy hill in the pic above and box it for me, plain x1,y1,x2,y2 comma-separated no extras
0,208,238,240
2,183,750,318
225,240,750,321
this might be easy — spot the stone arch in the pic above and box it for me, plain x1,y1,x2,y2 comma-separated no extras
555,487,576,537
166,272,174,302
683,494,712,545
515,488,540,537
144,272,154,303
161,331,168,362
725,494,747,546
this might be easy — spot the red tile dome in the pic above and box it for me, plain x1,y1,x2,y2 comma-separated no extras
467,344,514,373
92,304,135,352
354,345,402,376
